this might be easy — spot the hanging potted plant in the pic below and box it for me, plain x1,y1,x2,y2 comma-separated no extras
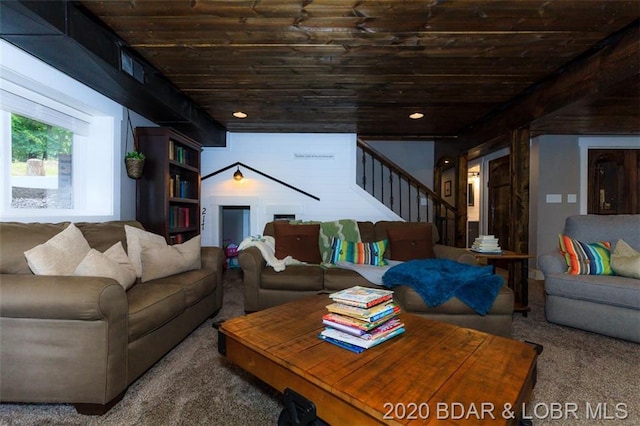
124,109,145,179
125,150,145,179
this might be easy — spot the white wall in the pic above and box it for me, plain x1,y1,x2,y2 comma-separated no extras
200,132,401,246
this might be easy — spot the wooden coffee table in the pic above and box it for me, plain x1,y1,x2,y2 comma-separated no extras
219,295,538,425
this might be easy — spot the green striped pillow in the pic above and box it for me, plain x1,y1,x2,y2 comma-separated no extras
558,234,613,275
329,238,388,266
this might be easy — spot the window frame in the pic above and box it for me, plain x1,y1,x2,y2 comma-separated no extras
0,39,123,222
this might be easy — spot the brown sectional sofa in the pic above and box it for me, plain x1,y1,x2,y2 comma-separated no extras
239,220,514,337
0,221,223,414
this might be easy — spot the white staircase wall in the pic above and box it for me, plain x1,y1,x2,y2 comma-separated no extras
200,132,401,246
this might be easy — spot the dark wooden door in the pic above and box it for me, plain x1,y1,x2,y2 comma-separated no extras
588,149,639,214
488,155,511,250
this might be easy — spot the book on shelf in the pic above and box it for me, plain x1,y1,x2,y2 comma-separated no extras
170,175,192,199
169,206,191,229
328,285,393,308
169,140,191,165
170,233,185,244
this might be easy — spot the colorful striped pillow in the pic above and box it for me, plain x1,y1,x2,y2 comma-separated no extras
558,234,613,275
329,238,388,266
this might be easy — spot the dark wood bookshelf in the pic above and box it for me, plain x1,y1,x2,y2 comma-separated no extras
135,127,202,244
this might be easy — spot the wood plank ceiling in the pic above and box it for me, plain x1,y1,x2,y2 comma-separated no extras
78,0,640,140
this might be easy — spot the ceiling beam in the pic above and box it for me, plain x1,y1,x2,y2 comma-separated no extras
0,0,227,146
460,19,639,154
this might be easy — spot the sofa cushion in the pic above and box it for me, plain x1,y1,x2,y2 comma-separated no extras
140,235,202,282
559,234,612,275
74,243,137,290
24,223,91,275
0,222,68,274
261,265,324,291
385,223,436,261
76,220,143,253
125,225,167,277
544,273,640,310
148,268,216,307
565,214,640,251
356,221,376,243
273,222,322,263
329,238,388,266
323,268,380,291
611,239,640,279
127,283,186,342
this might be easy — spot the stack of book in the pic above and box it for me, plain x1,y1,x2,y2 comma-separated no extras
471,235,502,253
319,286,405,353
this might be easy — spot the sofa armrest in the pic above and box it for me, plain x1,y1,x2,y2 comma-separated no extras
538,251,567,276
433,244,479,265
0,274,129,404
0,274,126,320
202,245,224,279
201,246,225,310
238,247,266,312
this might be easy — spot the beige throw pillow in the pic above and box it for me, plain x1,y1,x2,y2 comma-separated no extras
611,239,640,279
124,224,166,277
24,223,91,275
74,242,137,290
140,235,201,282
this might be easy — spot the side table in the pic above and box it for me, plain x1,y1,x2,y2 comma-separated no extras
469,250,534,316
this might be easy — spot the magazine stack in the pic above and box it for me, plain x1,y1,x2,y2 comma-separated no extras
319,286,405,353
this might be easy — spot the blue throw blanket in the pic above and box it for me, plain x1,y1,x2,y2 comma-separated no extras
381,258,504,315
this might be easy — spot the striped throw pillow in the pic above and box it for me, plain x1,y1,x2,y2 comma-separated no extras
329,238,388,266
558,234,613,275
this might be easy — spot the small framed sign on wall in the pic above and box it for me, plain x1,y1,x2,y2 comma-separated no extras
468,183,474,206
444,180,452,197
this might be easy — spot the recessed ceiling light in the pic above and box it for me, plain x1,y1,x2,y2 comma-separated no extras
409,112,424,119
233,111,248,119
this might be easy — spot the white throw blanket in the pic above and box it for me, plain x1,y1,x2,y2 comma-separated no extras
334,260,403,285
238,235,304,272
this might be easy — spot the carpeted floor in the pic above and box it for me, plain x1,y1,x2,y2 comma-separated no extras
1,269,638,425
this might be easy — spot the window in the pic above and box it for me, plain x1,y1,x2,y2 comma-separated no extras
10,114,74,209
1,39,122,222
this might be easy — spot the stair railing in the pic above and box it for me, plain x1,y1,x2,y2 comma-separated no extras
357,139,459,246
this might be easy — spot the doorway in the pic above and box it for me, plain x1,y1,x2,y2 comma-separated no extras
467,166,481,247
467,148,510,249
588,149,639,214
221,206,250,247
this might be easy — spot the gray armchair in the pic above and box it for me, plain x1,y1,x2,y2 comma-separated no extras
538,214,640,342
